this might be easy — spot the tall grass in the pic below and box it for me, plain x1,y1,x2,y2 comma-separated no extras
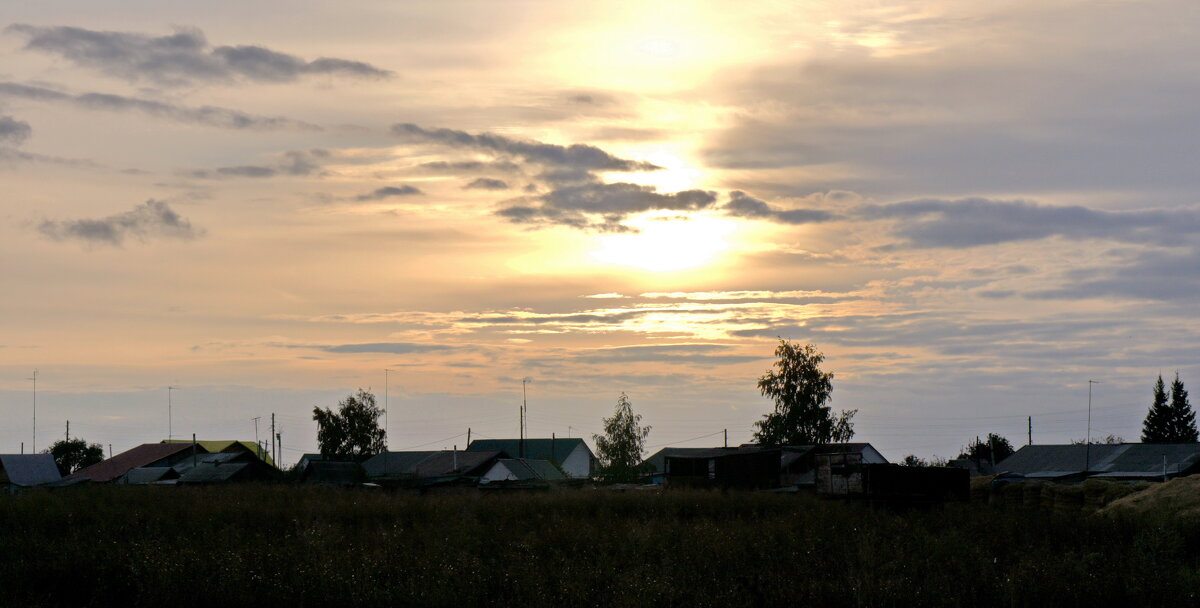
1,486,1198,607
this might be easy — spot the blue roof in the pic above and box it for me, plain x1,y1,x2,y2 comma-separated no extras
0,454,63,486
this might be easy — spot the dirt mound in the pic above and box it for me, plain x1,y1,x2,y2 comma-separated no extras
1099,474,1200,517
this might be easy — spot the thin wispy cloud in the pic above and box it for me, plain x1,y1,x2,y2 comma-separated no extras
392,123,660,172
0,82,320,131
0,114,32,145
354,185,424,201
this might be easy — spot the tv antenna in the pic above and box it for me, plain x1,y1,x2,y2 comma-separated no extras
27,370,38,452
168,384,180,441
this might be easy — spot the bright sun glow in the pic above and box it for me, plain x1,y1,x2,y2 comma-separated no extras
590,213,737,272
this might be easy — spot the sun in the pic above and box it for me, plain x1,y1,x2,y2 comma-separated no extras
590,212,737,272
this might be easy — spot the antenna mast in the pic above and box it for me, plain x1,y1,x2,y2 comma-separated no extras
27,370,37,452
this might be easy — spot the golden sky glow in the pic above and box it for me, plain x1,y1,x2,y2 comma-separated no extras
2,0,1199,462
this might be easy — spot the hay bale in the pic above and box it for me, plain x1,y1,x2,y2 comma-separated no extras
1100,475,1200,517
1054,484,1085,515
1082,479,1112,511
1023,481,1046,508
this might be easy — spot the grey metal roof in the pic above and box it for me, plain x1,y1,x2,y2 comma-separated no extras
121,467,179,485
176,462,251,483
0,454,63,486
492,458,566,481
362,451,439,478
998,444,1200,477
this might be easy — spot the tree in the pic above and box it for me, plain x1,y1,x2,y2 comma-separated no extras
1071,434,1124,445
901,454,949,467
1142,374,1196,443
44,438,104,475
1168,373,1197,442
958,433,1014,467
312,388,385,461
752,340,856,446
593,392,652,483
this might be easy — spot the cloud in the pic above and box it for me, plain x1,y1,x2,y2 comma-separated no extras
7,25,392,86
354,185,424,201
1029,246,1200,301
722,190,834,224
497,182,718,231
188,149,328,179
38,199,202,245
463,177,508,190
317,342,452,354
864,198,1200,248
416,160,521,174
0,114,32,145
391,123,660,172
0,82,319,131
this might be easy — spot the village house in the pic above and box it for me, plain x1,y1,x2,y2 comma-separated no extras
0,454,63,489
361,449,507,488
69,442,208,483
467,438,595,478
650,442,889,489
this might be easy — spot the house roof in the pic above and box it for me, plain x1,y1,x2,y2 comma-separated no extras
301,461,363,484
177,462,252,484
69,443,206,482
492,458,566,482
121,467,179,485
163,439,274,466
0,454,63,486
413,450,504,478
361,450,440,478
998,444,1200,477
467,438,589,464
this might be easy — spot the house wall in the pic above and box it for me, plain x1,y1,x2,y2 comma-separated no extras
562,445,591,478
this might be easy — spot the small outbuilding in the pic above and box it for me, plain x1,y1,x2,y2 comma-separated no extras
997,443,1200,481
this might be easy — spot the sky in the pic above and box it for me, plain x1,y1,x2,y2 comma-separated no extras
2,0,1198,465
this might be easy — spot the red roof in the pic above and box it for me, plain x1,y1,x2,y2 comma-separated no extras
68,443,205,482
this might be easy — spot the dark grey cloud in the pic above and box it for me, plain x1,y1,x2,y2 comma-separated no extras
188,149,328,179
7,25,392,86
497,182,718,231
0,114,32,145
416,160,521,174
38,199,201,246
0,82,319,131
354,185,424,201
865,198,1200,249
463,177,509,190
391,123,660,172
723,190,834,224
318,342,452,355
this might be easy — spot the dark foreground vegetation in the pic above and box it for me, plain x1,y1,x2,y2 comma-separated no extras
2,486,1199,607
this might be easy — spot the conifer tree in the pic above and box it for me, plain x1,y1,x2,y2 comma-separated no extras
1168,373,1197,442
1147,376,1176,443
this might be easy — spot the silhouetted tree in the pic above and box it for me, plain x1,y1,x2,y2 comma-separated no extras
958,433,1014,467
313,388,385,461
753,340,855,446
1169,373,1197,442
44,438,104,475
594,392,652,483
1071,434,1125,445
1142,374,1196,443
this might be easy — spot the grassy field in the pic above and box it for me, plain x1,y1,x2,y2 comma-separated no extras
2,485,1198,607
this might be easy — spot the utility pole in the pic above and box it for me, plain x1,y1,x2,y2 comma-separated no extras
167,385,179,441
1086,380,1100,471
28,370,37,453
271,413,276,466
1028,416,1032,446
251,416,261,458
276,431,282,468
108,444,112,458
65,420,70,443
724,429,728,449
521,378,529,458
467,427,471,447
384,369,393,450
